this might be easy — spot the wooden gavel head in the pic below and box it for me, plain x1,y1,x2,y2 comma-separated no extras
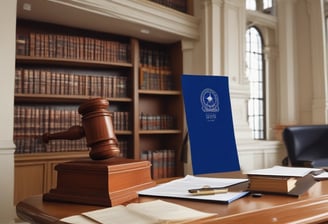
78,98,120,160
42,98,120,160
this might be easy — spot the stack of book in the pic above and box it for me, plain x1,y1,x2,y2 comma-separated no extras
246,166,323,195
247,175,298,193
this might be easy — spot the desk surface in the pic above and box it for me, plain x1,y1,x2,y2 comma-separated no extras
16,172,328,224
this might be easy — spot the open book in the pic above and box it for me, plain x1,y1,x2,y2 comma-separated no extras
60,199,216,224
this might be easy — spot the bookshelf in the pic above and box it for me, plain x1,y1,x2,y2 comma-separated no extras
14,19,184,204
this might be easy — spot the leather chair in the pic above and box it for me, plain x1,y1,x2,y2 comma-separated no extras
282,125,328,168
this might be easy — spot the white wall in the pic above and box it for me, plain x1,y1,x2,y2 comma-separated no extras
277,0,327,125
0,0,17,223
182,0,283,174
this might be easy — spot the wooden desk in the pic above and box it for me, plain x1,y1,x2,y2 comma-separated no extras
16,172,328,224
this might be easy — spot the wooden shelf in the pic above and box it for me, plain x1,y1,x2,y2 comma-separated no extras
16,55,133,68
115,130,133,135
15,94,132,104
139,129,181,134
15,151,89,162
139,89,181,95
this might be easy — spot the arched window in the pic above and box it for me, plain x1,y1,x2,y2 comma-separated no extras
263,0,272,10
246,27,265,140
246,0,273,14
246,0,256,10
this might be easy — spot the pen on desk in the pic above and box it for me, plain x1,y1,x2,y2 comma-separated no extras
188,188,228,195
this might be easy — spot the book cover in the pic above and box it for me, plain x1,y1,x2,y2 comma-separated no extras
247,166,321,195
248,175,298,193
181,74,240,175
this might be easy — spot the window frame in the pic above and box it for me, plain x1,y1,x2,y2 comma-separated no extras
246,26,266,140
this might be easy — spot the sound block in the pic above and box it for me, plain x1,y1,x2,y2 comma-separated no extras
43,157,155,206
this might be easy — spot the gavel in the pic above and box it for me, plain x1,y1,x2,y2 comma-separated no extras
42,98,120,160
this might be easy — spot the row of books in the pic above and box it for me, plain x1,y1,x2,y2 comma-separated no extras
16,32,131,63
14,105,81,137
117,140,129,158
139,47,170,69
14,137,89,154
15,136,129,155
139,66,174,90
14,105,130,135
112,111,130,131
15,68,129,98
141,149,176,179
139,113,175,130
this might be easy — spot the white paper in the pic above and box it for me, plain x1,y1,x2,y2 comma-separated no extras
246,165,322,177
138,175,248,203
80,200,216,224
82,205,157,224
313,171,328,180
60,214,100,224
127,200,216,222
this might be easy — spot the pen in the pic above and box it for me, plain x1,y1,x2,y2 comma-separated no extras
188,188,228,195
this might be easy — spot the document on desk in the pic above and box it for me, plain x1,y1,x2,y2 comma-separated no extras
61,199,217,224
138,175,249,204
246,165,322,177
313,171,328,180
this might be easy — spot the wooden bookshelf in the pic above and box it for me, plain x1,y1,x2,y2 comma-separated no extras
14,19,184,203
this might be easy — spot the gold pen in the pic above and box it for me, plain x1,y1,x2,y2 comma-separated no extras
188,188,228,196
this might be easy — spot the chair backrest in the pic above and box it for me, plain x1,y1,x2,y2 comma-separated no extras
283,125,328,167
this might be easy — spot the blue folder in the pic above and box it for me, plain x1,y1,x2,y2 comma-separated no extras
181,74,240,175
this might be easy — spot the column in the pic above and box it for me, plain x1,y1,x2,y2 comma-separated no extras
276,0,298,125
306,0,327,123
0,0,17,223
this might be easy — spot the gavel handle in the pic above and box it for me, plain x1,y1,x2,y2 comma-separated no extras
42,125,85,143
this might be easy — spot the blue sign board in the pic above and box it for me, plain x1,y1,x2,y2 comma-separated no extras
182,74,240,175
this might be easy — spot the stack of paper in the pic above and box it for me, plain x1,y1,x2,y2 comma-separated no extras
247,166,322,177
138,175,249,204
